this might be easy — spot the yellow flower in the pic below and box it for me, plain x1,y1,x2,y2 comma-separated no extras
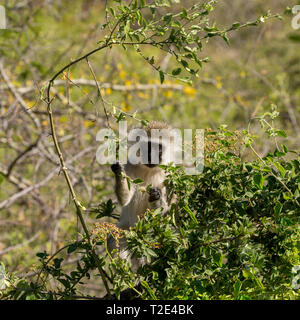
121,102,132,111
106,87,112,95
240,71,246,78
184,86,197,96
84,120,95,128
164,90,173,98
24,99,36,108
215,76,222,89
235,94,241,102
59,115,68,123
125,80,132,86
216,81,222,89
119,70,126,80
11,80,21,88
138,92,149,99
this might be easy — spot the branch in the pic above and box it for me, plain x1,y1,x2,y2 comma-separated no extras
0,147,96,210
0,231,41,256
0,60,41,130
45,45,113,295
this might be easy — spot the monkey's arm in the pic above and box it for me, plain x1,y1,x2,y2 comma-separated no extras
111,163,133,206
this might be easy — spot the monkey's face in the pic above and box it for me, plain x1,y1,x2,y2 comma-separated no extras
145,141,163,168
128,126,175,168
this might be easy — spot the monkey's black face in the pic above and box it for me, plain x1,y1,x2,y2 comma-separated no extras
145,141,163,168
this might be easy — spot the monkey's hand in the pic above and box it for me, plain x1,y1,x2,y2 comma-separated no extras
111,162,124,175
148,187,161,202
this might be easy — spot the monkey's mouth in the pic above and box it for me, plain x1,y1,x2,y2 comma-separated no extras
145,163,159,168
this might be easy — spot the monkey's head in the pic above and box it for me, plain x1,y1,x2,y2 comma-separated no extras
129,121,172,169
144,121,169,168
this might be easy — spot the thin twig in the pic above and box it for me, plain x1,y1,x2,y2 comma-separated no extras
0,231,41,256
85,57,111,128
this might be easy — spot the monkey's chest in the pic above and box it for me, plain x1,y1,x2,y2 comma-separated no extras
129,191,150,216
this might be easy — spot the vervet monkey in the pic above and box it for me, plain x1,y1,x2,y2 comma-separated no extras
108,121,176,266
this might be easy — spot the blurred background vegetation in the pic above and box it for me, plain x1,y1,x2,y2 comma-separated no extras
0,0,299,296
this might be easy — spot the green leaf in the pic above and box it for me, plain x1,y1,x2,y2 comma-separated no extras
58,278,70,288
163,13,173,24
109,7,116,17
141,119,149,126
53,258,63,269
272,161,286,177
276,130,287,138
231,22,241,30
133,178,144,184
180,59,189,70
172,67,182,76
274,149,285,157
274,202,282,220
283,192,291,200
245,191,254,198
288,33,300,42
282,144,289,154
291,159,300,171
181,8,188,19
126,176,131,190
149,56,155,65
222,33,230,45
67,242,78,254
141,281,157,300
184,205,198,224
213,252,223,267
234,280,242,299
36,251,48,259
253,173,264,189
124,20,130,35
159,70,165,84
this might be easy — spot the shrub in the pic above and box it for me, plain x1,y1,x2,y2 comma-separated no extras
1,112,299,300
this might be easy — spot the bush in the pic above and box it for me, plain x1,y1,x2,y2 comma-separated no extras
1,114,299,300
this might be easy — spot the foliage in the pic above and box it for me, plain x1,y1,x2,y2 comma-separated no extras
0,0,299,300
1,115,299,300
